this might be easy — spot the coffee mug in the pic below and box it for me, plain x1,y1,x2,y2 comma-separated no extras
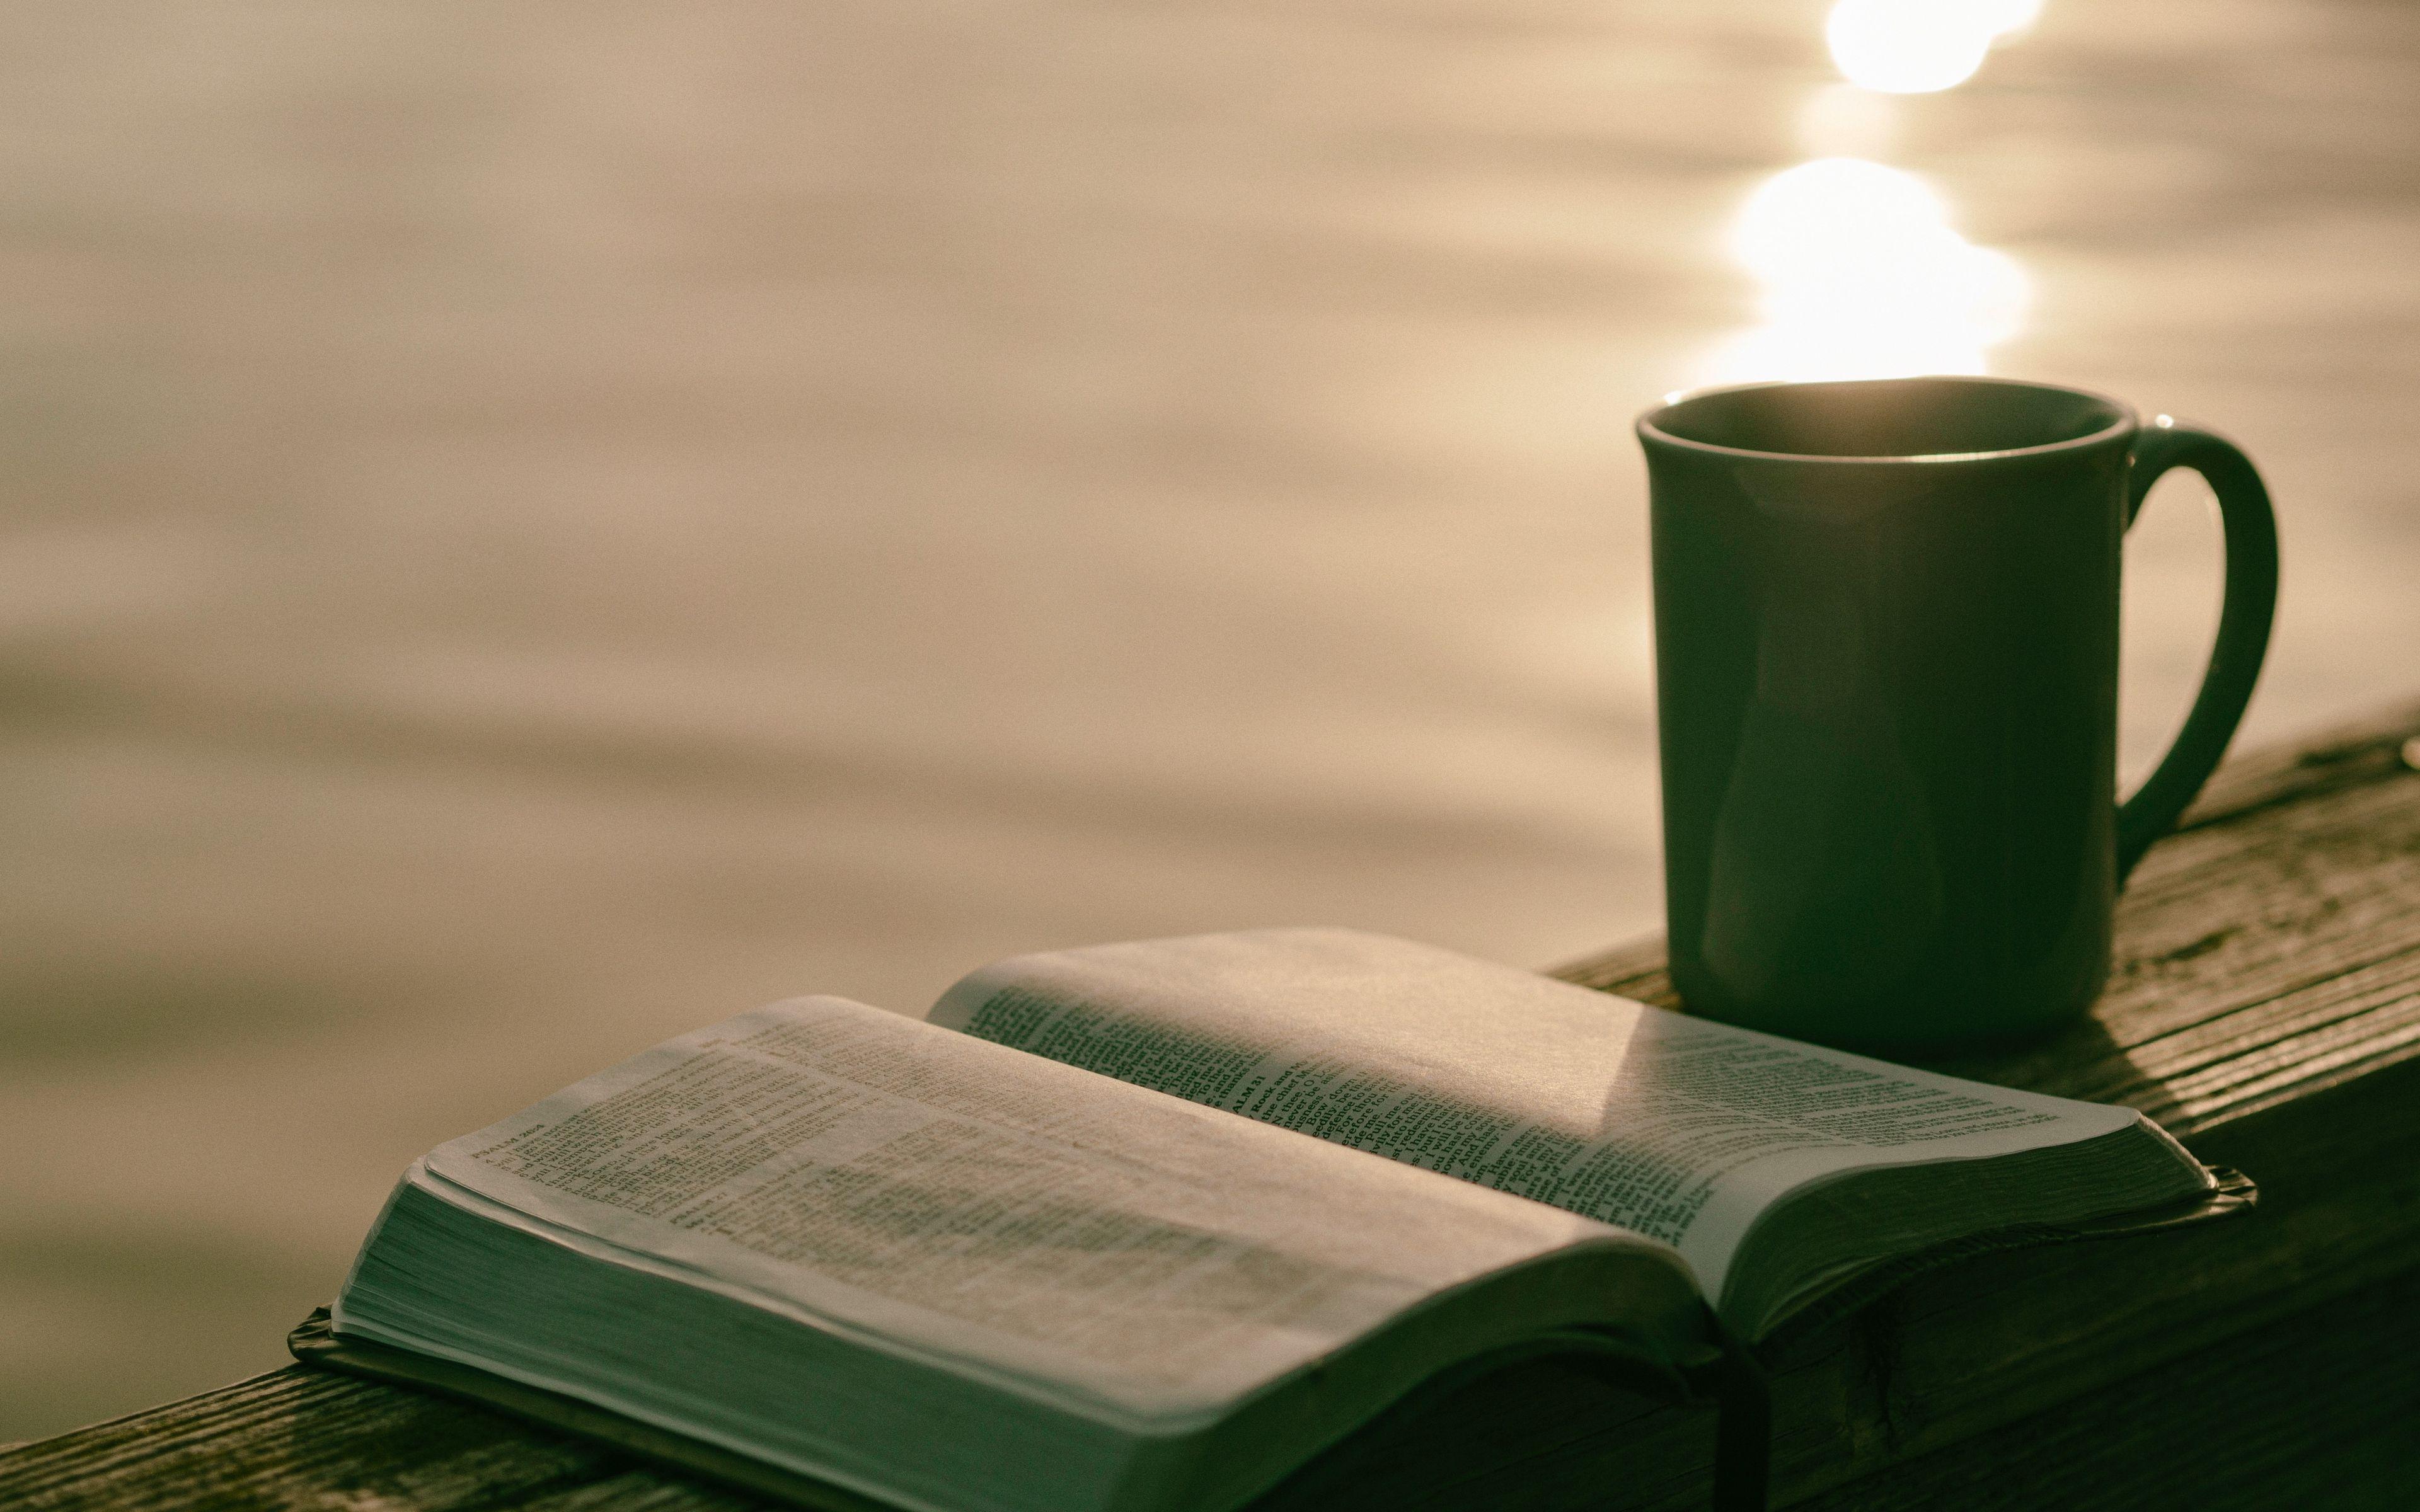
1637,376,2278,1049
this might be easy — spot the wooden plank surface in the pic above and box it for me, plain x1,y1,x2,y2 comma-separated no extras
5,696,2417,1511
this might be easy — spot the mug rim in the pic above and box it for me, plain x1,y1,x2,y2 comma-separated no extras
1637,375,2138,465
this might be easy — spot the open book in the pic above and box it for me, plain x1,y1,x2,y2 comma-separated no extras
315,929,2230,1512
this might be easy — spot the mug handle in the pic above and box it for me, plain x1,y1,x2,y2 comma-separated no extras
2113,421,2280,883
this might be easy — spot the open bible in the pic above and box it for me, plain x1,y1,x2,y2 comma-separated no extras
309,929,2236,1512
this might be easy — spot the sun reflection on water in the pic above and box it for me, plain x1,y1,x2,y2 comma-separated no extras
1825,0,2043,94
1692,4,2041,387
1698,157,2029,386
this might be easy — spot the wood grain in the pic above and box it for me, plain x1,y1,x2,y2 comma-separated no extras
6,696,2418,1510
0,1367,625,1512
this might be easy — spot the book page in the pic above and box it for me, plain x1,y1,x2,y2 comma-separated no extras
408,997,1668,1425
929,929,2173,1303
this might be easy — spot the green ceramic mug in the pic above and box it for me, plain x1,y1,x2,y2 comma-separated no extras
1637,376,2278,1050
